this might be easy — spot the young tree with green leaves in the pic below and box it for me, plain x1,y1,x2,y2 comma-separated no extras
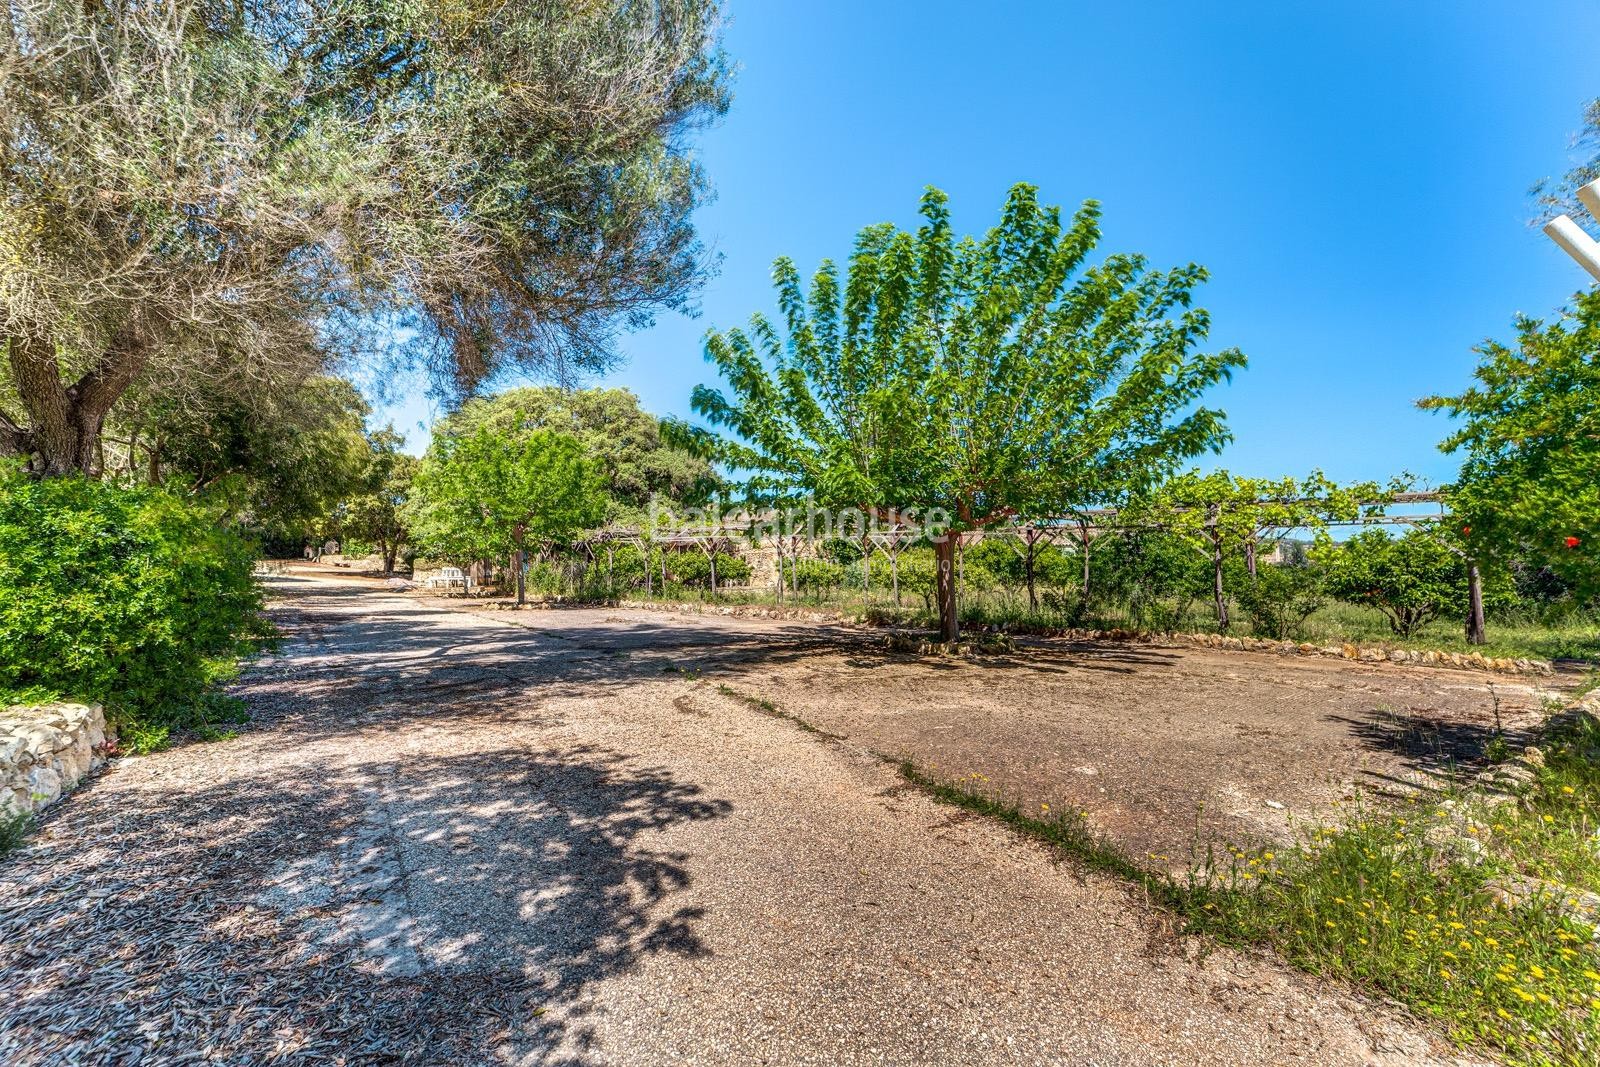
341,428,417,574
430,387,718,519
1318,528,1511,639
1421,292,1600,601
409,427,605,605
690,183,1246,642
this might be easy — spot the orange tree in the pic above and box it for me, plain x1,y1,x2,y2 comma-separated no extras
1422,293,1600,601
689,183,1245,642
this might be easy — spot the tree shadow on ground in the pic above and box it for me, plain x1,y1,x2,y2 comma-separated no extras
1328,705,1534,793
0,736,730,1065
233,576,1185,745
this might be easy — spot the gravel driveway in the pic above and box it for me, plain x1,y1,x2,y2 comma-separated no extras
0,572,1488,1065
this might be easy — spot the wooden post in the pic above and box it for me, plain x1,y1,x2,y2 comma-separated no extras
1026,536,1037,612
1078,519,1092,598
861,533,872,604
1208,506,1228,631
890,536,901,607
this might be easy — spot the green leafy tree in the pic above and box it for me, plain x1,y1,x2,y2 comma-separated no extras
666,550,751,591
1233,559,1326,641
0,0,729,475
691,183,1245,642
341,428,417,574
142,377,373,551
1318,529,1509,639
1090,527,1212,631
1422,293,1600,600
432,387,717,518
409,427,605,605
1129,470,1380,630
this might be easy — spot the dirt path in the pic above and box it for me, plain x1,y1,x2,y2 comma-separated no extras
0,573,1491,1065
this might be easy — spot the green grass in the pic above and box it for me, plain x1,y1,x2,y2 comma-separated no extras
899,714,1600,1066
1297,603,1600,664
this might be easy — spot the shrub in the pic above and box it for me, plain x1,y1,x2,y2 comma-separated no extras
1235,562,1326,640
0,467,265,734
791,558,846,596
667,550,751,588
1319,529,1512,638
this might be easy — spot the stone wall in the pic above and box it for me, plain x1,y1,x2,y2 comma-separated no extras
0,704,114,819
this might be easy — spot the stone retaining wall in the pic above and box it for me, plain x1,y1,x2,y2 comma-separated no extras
0,704,114,819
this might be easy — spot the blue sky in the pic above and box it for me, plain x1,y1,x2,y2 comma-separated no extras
376,0,1600,488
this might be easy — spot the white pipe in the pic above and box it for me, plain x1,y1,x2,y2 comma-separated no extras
1578,177,1600,221
1543,214,1600,282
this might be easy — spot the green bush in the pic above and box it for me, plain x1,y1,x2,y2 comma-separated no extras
1235,562,1326,640
667,550,751,588
0,467,266,736
790,557,846,596
1319,529,1512,638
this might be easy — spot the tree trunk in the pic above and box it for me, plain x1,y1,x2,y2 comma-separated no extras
4,330,150,477
891,549,900,607
1466,562,1487,645
1025,540,1039,613
1078,520,1092,598
383,541,398,575
709,549,717,596
934,535,960,644
1212,533,1229,631
515,542,527,606
1246,537,1258,578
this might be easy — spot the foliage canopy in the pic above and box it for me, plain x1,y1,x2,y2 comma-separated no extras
692,182,1245,639
1422,292,1600,596
0,0,729,474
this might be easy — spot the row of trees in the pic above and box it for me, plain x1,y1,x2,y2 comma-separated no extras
349,178,1595,652
676,180,1596,645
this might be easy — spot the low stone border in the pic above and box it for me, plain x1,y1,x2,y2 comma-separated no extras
1155,630,1554,676
613,598,1557,676
1,703,115,819
615,598,843,624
